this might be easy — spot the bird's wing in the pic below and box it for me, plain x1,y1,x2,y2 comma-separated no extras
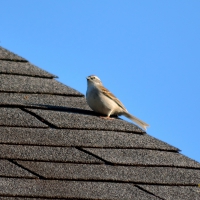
99,85,127,111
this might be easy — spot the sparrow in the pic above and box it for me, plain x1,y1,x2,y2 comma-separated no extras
86,75,149,130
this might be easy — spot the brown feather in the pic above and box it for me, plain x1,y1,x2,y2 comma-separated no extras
99,85,127,111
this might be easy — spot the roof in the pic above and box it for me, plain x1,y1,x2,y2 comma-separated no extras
0,46,200,199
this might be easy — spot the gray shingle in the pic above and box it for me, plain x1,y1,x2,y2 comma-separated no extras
0,198,49,200
84,148,200,168
1,46,200,200
0,160,36,178
0,60,56,78
0,47,27,61
138,185,200,200
17,162,200,185
0,144,102,163
0,74,83,96
0,127,178,151
0,93,90,110
0,108,47,127
0,178,159,199
27,108,145,133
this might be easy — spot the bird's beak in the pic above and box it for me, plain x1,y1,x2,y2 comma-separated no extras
86,77,89,80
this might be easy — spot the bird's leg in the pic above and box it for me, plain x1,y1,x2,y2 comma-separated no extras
100,110,114,120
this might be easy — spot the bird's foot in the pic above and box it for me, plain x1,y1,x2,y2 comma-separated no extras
100,116,114,120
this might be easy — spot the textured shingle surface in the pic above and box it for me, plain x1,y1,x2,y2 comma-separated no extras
0,108,47,127
0,93,90,110
0,46,199,199
0,47,27,61
0,145,102,163
0,60,56,78
84,148,200,168
138,185,200,200
27,108,145,133
0,74,83,96
0,127,178,150
0,160,36,178
17,162,200,185
0,198,50,200
0,178,160,199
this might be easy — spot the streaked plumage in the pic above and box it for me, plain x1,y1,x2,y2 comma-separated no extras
86,75,149,130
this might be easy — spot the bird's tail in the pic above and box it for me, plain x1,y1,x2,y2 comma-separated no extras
123,112,149,131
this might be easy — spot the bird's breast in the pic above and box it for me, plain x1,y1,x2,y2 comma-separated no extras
86,88,118,115
86,87,118,115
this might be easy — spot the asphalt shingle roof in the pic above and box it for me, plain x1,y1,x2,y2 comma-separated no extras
0,60,56,78
0,46,200,199
0,74,82,95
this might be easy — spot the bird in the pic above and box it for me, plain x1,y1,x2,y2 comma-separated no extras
86,75,149,130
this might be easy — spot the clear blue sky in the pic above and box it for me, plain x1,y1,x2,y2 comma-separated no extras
1,1,200,162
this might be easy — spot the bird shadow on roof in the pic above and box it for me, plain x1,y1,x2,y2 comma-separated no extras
28,104,120,118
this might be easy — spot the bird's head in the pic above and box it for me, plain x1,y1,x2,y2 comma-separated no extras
86,75,103,86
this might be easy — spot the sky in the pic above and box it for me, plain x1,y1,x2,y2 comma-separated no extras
1,0,200,162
